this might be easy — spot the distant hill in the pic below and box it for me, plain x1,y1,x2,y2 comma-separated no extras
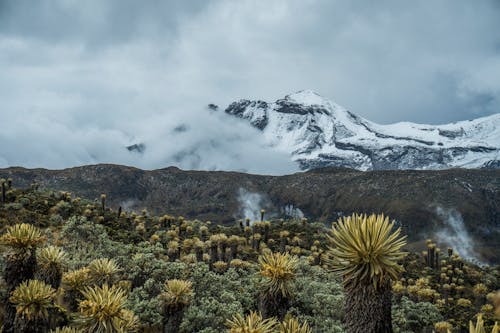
1,164,499,263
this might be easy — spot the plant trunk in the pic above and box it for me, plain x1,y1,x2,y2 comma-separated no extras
195,248,204,262
344,280,393,333
229,245,238,261
220,244,227,262
14,316,49,333
163,309,184,333
2,302,16,333
64,290,82,312
280,238,287,253
209,244,218,269
259,292,289,321
38,266,62,290
2,251,37,333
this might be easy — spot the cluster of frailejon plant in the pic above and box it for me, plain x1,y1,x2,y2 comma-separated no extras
0,181,498,332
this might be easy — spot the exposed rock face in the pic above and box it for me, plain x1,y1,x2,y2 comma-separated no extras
225,100,269,130
126,143,146,154
482,160,500,169
224,90,500,171
1,164,499,263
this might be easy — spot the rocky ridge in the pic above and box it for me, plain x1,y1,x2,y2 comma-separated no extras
224,90,500,170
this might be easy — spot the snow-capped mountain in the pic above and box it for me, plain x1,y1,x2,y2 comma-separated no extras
224,90,500,170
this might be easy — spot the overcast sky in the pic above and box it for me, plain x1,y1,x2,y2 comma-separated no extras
1,0,499,172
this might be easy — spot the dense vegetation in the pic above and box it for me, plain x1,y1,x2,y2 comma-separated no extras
0,179,499,332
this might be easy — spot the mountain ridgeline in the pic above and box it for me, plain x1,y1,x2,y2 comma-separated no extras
224,90,500,171
1,164,499,263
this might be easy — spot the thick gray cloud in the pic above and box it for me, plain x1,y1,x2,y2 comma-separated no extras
0,0,499,172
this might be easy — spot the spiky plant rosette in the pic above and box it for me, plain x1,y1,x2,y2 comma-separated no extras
62,267,91,292
258,252,299,298
469,314,499,333
88,258,121,286
38,246,67,270
0,223,46,256
226,311,278,333
327,213,407,289
279,316,313,333
77,284,136,332
9,279,55,320
118,309,139,333
158,279,194,312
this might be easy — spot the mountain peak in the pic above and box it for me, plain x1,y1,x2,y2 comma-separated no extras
223,92,500,171
283,90,327,106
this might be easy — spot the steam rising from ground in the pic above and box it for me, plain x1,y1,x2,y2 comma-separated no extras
435,206,483,264
282,204,304,219
236,188,306,223
119,199,139,212
236,188,270,223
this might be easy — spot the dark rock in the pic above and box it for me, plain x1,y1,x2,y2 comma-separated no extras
126,143,146,154
207,104,219,111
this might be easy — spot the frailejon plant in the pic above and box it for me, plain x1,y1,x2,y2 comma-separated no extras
0,223,46,255
37,246,67,289
258,252,298,320
226,311,277,333
77,284,138,333
158,279,194,333
279,316,313,333
228,235,241,261
434,321,453,333
169,240,182,261
87,258,120,286
279,231,289,254
9,279,55,333
1,178,6,202
326,213,407,333
1,223,46,333
62,267,92,311
468,314,499,333
100,194,106,212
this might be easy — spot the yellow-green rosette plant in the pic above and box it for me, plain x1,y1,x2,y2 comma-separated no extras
327,213,407,333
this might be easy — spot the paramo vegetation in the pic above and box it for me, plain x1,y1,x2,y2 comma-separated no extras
0,179,499,332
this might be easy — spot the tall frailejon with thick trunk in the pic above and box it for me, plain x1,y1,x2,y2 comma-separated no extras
9,279,55,333
0,224,46,333
158,279,193,333
37,246,67,289
327,214,407,333
344,280,393,333
258,252,298,320
77,284,138,332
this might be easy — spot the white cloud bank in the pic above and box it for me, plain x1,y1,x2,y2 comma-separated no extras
1,0,499,172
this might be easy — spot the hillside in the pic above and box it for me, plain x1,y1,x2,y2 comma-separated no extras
0,182,498,332
1,164,499,263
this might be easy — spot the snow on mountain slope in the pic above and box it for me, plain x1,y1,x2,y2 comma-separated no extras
224,90,500,170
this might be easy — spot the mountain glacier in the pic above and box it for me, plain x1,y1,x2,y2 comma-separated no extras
224,90,500,170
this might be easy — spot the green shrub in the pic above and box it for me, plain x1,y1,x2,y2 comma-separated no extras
392,296,443,333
